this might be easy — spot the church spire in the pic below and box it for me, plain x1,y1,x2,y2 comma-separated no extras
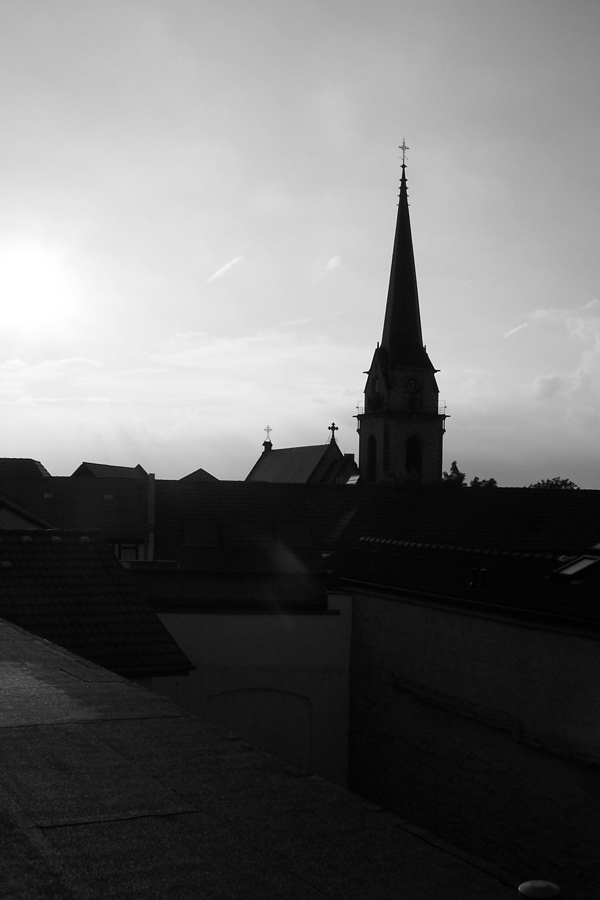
380,146,433,370
356,144,446,485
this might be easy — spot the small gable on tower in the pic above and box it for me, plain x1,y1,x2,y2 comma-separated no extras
357,144,446,484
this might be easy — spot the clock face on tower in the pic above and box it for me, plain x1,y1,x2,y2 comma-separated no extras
406,377,420,394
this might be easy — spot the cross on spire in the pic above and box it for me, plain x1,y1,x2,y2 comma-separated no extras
328,422,339,443
264,425,273,440
400,138,409,167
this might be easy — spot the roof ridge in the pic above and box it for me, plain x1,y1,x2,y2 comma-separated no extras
358,536,559,560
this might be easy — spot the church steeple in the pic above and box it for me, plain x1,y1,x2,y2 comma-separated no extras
380,160,433,371
356,146,446,485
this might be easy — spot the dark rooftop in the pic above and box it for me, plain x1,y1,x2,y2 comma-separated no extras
0,618,518,900
179,466,219,482
0,457,51,478
71,462,148,478
338,484,600,556
0,475,149,542
334,536,600,627
0,530,192,677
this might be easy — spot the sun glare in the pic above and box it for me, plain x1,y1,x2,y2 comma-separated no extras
0,239,74,332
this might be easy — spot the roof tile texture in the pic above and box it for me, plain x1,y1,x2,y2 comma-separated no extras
0,530,192,677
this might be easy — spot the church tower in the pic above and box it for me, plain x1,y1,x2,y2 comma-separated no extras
357,148,446,484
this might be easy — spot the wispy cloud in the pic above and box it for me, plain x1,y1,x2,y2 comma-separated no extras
504,299,600,341
520,299,600,434
503,322,528,338
312,255,341,284
206,256,243,283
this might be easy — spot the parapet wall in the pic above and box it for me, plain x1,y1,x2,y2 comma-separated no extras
348,589,600,896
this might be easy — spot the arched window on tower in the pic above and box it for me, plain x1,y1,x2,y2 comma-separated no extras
406,435,422,480
367,435,377,483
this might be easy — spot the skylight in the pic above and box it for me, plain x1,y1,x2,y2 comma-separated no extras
557,556,600,576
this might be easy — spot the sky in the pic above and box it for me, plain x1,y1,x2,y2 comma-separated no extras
1,0,599,487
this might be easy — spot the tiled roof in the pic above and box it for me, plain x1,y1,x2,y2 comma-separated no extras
338,485,600,555
246,442,358,483
0,491,54,528
141,481,353,610
153,480,360,561
71,462,148,478
247,445,332,482
0,475,149,541
0,530,192,677
334,536,600,626
0,457,51,478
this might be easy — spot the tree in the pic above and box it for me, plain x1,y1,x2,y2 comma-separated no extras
526,477,579,490
441,461,466,487
469,476,498,489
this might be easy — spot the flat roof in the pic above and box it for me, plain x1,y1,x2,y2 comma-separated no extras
0,617,518,899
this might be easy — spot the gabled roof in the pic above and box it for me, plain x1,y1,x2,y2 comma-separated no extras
72,461,148,478
246,441,359,484
0,475,149,541
0,457,51,478
0,530,192,677
179,467,219,482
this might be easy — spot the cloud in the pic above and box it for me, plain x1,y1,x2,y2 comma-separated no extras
503,298,600,340
206,256,243,283
311,255,342,284
503,322,528,338
519,299,600,436
0,357,103,381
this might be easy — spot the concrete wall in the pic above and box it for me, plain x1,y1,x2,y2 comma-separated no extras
149,592,351,786
348,588,600,896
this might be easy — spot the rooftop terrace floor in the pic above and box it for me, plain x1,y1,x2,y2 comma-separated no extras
0,618,519,900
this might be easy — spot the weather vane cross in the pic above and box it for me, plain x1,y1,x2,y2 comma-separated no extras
328,422,339,442
264,425,273,440
400,138,409,166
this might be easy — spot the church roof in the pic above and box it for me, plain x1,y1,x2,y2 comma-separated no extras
380,161,434,370
247,444,332,482
0,529,192,677
246,441,359,484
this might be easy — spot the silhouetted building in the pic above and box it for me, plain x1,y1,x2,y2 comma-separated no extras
356,156,446,483
71,461,148,478
0,529,192,679
246,427,359,484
